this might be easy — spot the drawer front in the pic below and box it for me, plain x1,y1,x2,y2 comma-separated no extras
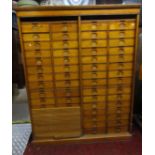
83,109,106,116
109,20,136,30
109,47,134,55
108,113,130,120
21,22,49,33
28,81,53,90
26,58,51,66
81,21,107,31
83,116,105,122
108,94,131,101
28,74,53,82
55,88,79,97
23,33,50,41
83,121,106,129
31,98,55,108
83,87,106,96
53,49,78,57
82,71,106,79
108,77,132,86
83,96,106,103
107,120,129,127
81,40,107,48
52,32,77,41
30,91,54,99
81,48,107,56
108,70,132,78
109,30,134,39
109,54,133,63
107,107,130,114
81,31,107,39
82,102,106,109
108,101,131,108
24,42,50,50
54,57,78,65
81,56,107,64
108,86,131,95
54,65,79,73
109,39,134,47
51,22,77,32
57,97,80,105
82,79,106,87
109,62,133,70
55,73,79,80
53,41,78,49
25,50,51,58
82,64,107,72
55,80,79,88
27,66,52,74
107,126,128,133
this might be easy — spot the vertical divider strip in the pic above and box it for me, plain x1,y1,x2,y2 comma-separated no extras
49,22,57,107
105,21,110,133
78,16,84,134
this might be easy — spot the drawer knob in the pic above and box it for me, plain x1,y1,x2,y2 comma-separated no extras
92,64,97,70
32,23,41,29
33,34,40,40
36,60,42,65
64,57,69,63
120,31,125,38
92,33,97,39
120,22,126,29
63,25,68,31
63,34,69,40
92,23,97,30
92,104,97,109
119,40,125,46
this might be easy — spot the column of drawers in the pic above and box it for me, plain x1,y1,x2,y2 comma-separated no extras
80,20,108,134
51,21,80,107
21,22,55,109
107,19,136,133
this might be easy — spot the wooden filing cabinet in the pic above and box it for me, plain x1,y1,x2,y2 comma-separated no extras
15,4,140,143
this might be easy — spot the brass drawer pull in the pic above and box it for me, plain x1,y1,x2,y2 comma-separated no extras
119,40,125,46
120,31,125,38
92,64,97,70
33,34,40,39
63,25,68,31
92,22,97,30
120,22,126,29
32,23,41,29
63,33,69,40
92,104,97,109
92,33,97,39
28,43,32,47
64,57,70,63
36,60,42,65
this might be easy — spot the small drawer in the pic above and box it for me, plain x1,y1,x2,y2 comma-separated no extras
57,97,80,105
81,48,107,56
82,64,107,72
82,102,106,109
53,57,78,65
109,54,133,63
81,31,107,39
108,113,130,120
107,119,129,127
55,73,79,80
28,74,53,82
29,90,54,99
25,50,51,58
27,66,52,74
53,49,78,57
108,77,132,86
84,121,105,129
81,21,107,31
83,96,106,103
82,79,106,87
28,81,53,90
109,30,135,39
108,101,131,108
83,116,105,124
82,71,106,79
51,22,77,32
83,87,106,96
108,94,131,102
108,86,131,95
109,63,133,70
53,41,78,49
23,33,50,41
109,39,134,47
31,98,55,108
24,42,50,50
107,126,129,133
52,32,77,41
108,70,132,78
83,109,105,116
55,88,79,97
81,56,107,64
54,65,79,73
26,58,51,66
21,22,49,33
109,47,134,55
81,40,107,48
55,80,79,88
108,106,130,114
109,20,136,30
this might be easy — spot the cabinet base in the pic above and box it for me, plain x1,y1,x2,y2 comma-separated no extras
31,132,132,144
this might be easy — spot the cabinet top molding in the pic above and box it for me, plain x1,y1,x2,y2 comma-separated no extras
14,4,141,17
